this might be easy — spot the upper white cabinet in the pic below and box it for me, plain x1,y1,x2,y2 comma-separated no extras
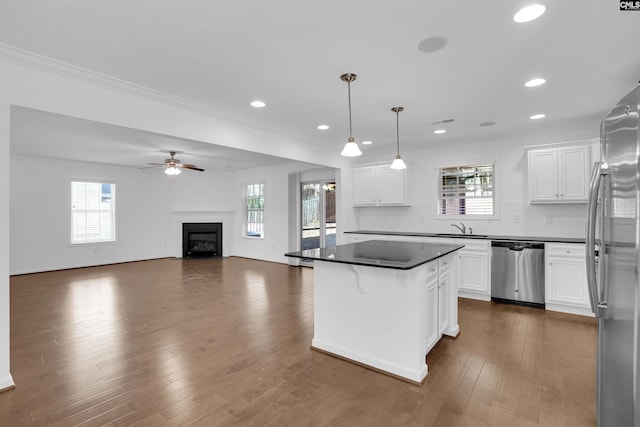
353,164,409,206
527,144,592,203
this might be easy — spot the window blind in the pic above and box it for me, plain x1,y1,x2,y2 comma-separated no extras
438,164,494,216
71,181,116,244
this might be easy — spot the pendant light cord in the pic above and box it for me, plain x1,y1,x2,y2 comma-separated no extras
347,80,354,141
391,106,404,156
395,109,400,155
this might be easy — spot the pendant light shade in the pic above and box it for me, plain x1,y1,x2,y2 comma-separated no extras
389,106,407,170
340,73,362,157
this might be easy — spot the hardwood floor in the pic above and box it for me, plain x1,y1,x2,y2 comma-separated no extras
1,257,597,426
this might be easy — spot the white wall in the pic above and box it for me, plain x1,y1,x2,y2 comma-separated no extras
10,155,163,274
346,128,598,239
0,89,12,390
230,161,327,263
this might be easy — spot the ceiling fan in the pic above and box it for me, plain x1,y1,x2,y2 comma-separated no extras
142,151,205,175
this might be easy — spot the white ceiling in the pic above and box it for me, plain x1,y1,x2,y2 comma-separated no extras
9,106,295,171
2,0,639,169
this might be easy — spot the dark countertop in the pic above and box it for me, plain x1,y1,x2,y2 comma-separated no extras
345,230,585,244
285,240,464,270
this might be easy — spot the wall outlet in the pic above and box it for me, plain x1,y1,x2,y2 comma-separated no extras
544,214,553,224
512,215,520,224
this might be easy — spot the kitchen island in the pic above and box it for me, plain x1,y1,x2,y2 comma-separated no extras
285,239,464,384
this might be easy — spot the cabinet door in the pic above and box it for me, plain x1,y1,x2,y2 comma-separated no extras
353,166,377,205
528,148,558,202
558,145,590,202
377,166,406,205
438,271,450,334
546,257,589,307
458,250,490,295
425,276,440,353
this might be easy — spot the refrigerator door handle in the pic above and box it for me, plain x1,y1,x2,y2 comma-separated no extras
586,161,608,318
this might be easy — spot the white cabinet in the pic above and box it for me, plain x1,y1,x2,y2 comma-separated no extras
545,243,593,316
528,144,591,203
423,253,459,355
353,164,409,206
424,267,440,353
438,270,451,334
456,239,491,301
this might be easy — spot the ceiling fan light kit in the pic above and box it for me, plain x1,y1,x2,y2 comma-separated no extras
164,166,181,175
142,151,205,175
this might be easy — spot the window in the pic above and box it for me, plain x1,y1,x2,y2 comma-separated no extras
244,183,265,238
71,181,116,244
438,164,495,216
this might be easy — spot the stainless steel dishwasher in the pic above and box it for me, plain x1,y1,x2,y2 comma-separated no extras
491,241,545,308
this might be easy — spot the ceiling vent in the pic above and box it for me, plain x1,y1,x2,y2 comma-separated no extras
430,118,455,125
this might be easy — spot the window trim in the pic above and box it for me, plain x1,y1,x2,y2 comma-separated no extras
435,162,498,220
243,182,265,239
70,180,117,245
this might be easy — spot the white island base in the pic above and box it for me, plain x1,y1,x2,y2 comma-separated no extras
311,253,459,385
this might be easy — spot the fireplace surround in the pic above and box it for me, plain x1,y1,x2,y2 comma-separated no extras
182,222,222,258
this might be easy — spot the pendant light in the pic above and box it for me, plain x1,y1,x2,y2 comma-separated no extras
340,73,362,157
390,106,407,170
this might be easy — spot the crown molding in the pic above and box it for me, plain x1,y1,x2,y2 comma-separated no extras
0,43,220,113
0,43,318,146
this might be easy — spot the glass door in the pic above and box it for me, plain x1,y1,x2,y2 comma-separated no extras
300,181,336,264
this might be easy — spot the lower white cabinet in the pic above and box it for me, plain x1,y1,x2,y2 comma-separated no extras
545,243,593,316
423,253,458,355
456,239,491,301
438,270,451,334
424,271,440,352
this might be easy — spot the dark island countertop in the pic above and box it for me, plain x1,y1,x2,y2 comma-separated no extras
345,230,585,244
285,240,464,270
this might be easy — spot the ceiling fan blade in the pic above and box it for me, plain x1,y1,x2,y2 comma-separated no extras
179,164,205,172
139,164,165,169
146,162,166,166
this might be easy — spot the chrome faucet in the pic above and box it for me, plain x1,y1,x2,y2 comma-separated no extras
451,222,466,234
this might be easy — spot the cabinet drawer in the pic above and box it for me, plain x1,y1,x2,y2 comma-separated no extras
438,256,452,274
425,262,439,281
546,244,585,258
454,238,490,252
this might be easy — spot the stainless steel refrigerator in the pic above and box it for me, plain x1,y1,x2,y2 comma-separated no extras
587,82,640,427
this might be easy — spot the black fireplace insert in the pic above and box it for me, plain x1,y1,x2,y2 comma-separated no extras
182,222,222,258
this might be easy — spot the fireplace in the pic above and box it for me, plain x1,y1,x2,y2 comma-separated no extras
182,223,222,258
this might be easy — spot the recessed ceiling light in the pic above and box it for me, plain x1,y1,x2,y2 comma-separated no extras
250,100,266,108
417,36,449,53
434,129,446,134
317,124,329,130
514,4,546,23
525,78,546,87
530,113,546,120
362,140,373,145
